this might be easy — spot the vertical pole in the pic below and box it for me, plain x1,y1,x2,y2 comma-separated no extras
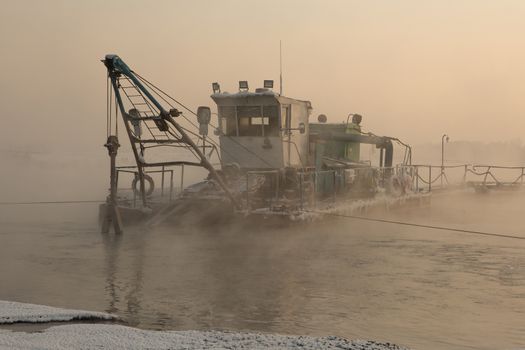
161,165,165,198
415,166,419,192
299,172,304,210
333,171,337,204
108,143,118,226
260,106,265,137
169,170,174,203
279,40,283,95
246,173,250,211
138,166,147,207
180,164,185,195
133,175,137,208
428,166,432,192
102,136,123,234
314,172,318,208
441,141,444,188
275,171,280,205
441,134,448,189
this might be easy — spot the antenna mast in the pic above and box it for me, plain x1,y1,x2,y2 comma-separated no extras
279,40,283,95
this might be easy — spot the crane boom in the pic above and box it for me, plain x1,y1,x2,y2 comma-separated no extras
103,54,238,208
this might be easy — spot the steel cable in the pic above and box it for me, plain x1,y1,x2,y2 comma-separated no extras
0,200,104,205
306,210,525,241
1,200,524,241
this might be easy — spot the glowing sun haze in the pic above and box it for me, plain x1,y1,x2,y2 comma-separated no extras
1,0,524,151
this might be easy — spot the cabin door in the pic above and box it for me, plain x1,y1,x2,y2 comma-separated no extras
281,105,291,166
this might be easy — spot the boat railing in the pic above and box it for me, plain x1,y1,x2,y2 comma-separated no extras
401,164,468,192
466,165,525,189
400,164,525,192
244,163,525,213
117,163,525,211
245,170,280,211
114,165,184,207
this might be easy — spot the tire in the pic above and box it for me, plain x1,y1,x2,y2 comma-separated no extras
132,174,155,197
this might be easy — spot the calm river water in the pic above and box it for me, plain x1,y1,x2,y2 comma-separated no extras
1,191,525,349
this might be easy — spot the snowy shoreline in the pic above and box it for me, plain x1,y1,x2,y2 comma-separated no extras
0,300,408,349
0,300,117,325
0,325,408,350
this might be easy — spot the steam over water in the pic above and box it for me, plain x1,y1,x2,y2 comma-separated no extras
1,190,525,350
4,1,525,348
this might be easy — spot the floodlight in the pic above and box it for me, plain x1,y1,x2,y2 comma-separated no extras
197,106,211,125
212,82,220,94
264,80,274,89
352,114,362,125
239,80,249,91
197,106,211,136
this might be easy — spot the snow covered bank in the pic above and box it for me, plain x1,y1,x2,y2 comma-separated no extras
0,301,407,349
0,324,407,350
0,301,116,324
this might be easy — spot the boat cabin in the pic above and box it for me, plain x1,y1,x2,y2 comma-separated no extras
211,86,311,170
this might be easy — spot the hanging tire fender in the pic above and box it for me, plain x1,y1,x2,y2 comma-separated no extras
132,174,155,197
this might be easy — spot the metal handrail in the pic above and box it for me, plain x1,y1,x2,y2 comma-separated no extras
114,164,185,207
467,165,525,186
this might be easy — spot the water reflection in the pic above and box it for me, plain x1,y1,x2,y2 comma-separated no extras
97,206,525,349
102,229,147,326
102,232,121,315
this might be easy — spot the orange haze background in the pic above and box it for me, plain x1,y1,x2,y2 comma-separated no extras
1,0,525,153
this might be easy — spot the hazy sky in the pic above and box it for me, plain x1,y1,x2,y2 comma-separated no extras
1,0,525,152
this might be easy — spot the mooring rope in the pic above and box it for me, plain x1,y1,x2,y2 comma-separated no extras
0,199,523,241
306,210,525,241
0,200,104,205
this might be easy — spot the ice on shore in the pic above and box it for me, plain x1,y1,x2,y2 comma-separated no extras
0,324,408,350
0,301,407,349
0,300,116,324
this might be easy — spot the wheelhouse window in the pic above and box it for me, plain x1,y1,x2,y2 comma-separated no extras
237,106,262,136
218,105,280,136
218,106,237,136
219,105,280,137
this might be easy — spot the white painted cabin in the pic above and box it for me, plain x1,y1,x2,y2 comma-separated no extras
211,89,312,170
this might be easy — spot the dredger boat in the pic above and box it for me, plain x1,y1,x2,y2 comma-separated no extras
99,55,418,233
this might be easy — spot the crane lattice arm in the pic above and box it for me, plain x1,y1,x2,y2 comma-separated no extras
103,54,237,208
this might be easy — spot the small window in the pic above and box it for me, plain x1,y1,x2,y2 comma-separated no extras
218,106,237,136
251,117,269,125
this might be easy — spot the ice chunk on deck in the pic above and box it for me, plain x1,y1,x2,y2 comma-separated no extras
0,300,116,324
